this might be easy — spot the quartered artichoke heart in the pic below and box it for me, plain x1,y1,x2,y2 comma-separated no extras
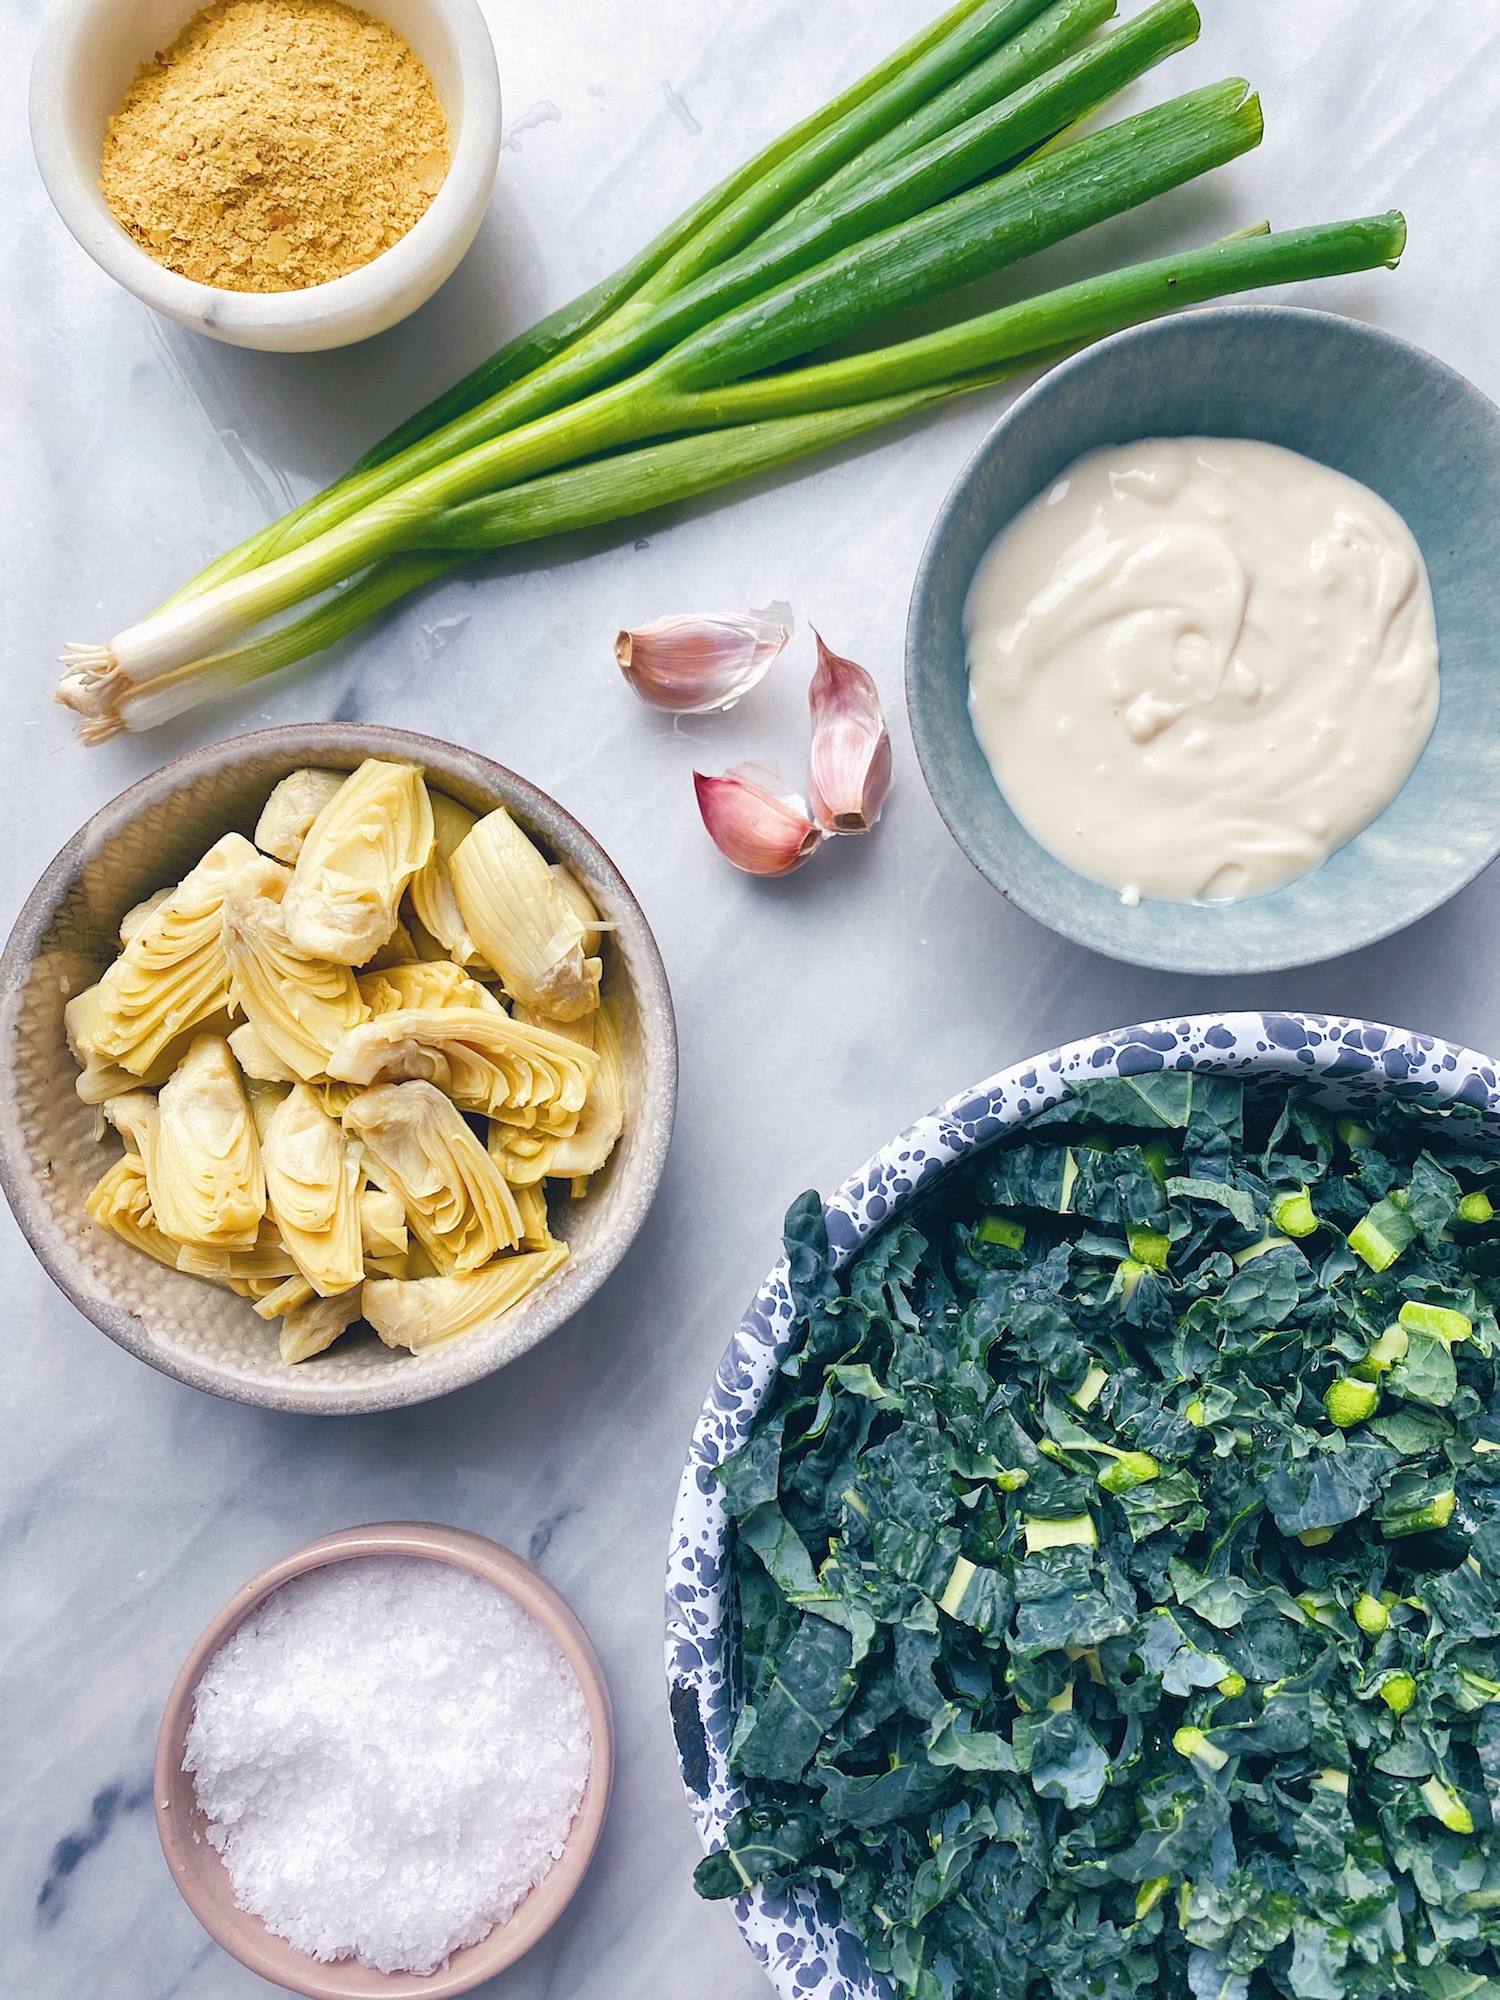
254,768,347,865
147,1035,267,1249
86,1153,181,1271
326,1007,597,1132
449,808,602,1021
362,1243,569,1352
279,1288,363,1365
261,1084,364,1296
82,831,258,1075
407,791,486,966
343,1080,522,1275
282,758,435,966
221,854,367,1082
67,983,234,1104
357,959,501,1018
175,1218,297,1285
545,997,626,1181
359,1186,408,1261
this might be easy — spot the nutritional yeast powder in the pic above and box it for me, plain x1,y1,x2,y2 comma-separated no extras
100,0,450,293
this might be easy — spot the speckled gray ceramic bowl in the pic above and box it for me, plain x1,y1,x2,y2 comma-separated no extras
907,307,1500,974
0,724,676,1415
666,1012,1500,2000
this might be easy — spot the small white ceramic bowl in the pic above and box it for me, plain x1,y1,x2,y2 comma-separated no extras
29,0,501,352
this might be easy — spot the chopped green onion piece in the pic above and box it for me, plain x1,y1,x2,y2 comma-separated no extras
1098,1450,1161,1493
1325,1377,1379,1428
1354,1593,1389,1635
1398,1300,1472,1346
1135,1875,1171,1921
1382,1672,1417,1715
938,1555,978,1618
1349,1198,1416,1272
1270,1187,1318,1237
1024,1512,1097,1553
1458,1190,1496,1225
1420,1776,1474,1834
976,1213,1026,1249
1073,1363,1109,1410
1172,1726,1229,1772
1127,1225,1170,1270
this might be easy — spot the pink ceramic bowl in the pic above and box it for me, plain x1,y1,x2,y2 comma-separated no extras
155,1522,614,1998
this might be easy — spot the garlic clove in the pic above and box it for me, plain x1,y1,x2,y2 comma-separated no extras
616,613,788,713
807,632,892,834
693,764,822,877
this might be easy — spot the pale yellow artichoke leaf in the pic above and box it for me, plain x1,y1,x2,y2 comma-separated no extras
408,792,488,964
357,959,499,1018
176,1216,296,1282
152,1035,266,1249
221,853,367,1083
363,1243,569,1352
283,759,435,966
343,1079,521,1274
253,1274,316,1320
279,1287,364,1363
326,1007,597,1131
510,1180,557,1252
254,769,347,865
449,808,600,1020
85,1154,181,1272
359,1185,408,1259
88,832,259,1072
229,1021,300,1085
547,998,626,1180
118,885,173,947
262,1084,365,1296
487,1122,557,1187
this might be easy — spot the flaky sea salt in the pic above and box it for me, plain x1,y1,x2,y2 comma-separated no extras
184,1555,591,1975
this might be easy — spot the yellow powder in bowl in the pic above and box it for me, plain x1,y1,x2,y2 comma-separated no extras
100,0,451,294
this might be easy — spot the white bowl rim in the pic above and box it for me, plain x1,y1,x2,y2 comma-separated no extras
28,0,501,348
0,722,678,1416
664,1009,1500,2000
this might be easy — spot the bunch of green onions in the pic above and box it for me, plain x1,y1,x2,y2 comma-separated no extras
58,0,1406,740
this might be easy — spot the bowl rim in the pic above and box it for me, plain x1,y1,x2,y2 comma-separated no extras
27,0,502,349
156,1520,614,1998
665,1009,1500,2000
905,303,1500,975
0,721,678,1415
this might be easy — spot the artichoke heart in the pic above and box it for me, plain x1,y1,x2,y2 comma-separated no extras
279,1287,364,1364
221,854,367,1082
229,1020,300,1084
326,1007,597,1131
344,1080,521,1274
511,1181,557,1252
408,792,485,965
262,1084,364,1296
86,832,257,1074
363,1244,568,1351
254,768,347,864
547,998,625,1180
85,1154,181,1272
176,1217,297,1283
69,985,234,1104
360,1185,408,1259
151,1035,266,1249
282,759,434,966
358,959,501,1017
449,808,601,1020
487,1122,556,1187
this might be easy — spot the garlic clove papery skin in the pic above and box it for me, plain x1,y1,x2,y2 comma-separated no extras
693,765,822,877
807,632,893,834
616,613,788,713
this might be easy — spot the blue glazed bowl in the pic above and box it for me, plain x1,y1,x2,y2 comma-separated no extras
666,1012,1500,2000
906,307,1500,974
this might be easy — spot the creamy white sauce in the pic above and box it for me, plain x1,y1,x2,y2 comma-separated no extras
964,437,1440,903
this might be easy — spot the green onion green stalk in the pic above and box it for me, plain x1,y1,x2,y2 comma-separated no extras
56,0,1407,739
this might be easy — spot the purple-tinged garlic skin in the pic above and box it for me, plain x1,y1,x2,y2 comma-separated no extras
807,633,892,834
615,613,788,713
692,765,822,877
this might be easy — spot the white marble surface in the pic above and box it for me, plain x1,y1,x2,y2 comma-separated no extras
4,2,1500,1994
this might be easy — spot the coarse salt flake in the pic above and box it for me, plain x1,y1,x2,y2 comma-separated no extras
184,1554,591,1974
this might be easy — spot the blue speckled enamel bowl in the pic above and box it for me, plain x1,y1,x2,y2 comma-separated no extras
906,308,1500,975
665,1013,1500,2000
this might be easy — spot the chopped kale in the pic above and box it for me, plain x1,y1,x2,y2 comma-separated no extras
694,1074,1500,2000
